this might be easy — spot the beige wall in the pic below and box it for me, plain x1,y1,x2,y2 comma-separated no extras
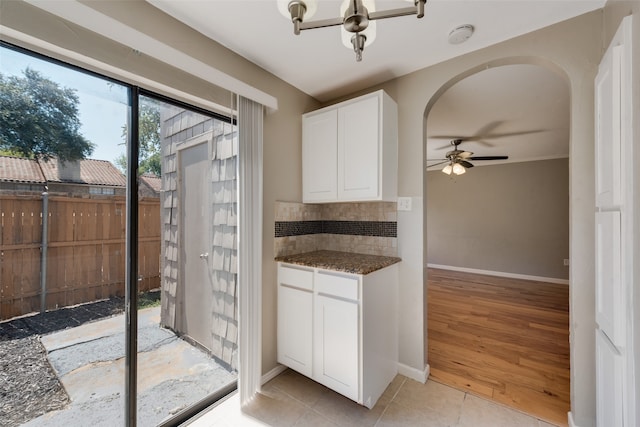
328,10,602,426
426,158,569,280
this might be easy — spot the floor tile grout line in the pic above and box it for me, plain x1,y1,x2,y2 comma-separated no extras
268,381,338,425
373,375,407,427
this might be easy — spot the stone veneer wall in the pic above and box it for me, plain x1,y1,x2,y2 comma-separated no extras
160,107,238,371
274,201,398,257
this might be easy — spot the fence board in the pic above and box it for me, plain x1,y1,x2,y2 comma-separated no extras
0,195,161,320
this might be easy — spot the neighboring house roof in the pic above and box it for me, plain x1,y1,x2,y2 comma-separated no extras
0,156,126,187
0,156,46,183
140,173,162,193
38,158,126,187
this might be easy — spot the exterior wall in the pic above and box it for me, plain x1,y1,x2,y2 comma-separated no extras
0,182,125,196
47,183,125,196
159,110,239,370
0,183,45,193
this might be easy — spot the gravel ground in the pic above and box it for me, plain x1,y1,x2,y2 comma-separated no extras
0,292,159,426
0,336,69,427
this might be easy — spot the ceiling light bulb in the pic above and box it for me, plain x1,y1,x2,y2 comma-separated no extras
277,0,318,20
452,163,466,175
340,0,376,50
442,163,453,175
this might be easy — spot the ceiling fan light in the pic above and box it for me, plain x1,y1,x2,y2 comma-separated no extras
442,163,453,175
452,162,466,175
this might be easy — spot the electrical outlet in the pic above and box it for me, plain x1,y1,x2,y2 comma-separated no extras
563,259,570,266
397,197,412,211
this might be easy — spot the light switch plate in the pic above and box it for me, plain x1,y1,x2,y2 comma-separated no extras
397,197,412,211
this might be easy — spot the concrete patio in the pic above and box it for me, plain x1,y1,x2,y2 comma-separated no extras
23,307,237,427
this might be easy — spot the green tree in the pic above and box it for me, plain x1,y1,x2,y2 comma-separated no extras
0,68,94,161
116,100,161,176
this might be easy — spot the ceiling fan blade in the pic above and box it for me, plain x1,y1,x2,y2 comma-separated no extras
429,126,546,149
426,160,449,168
474,140,495,147
428,134,469,140
469,156,509,160
459,160,474,169
477,129,546,139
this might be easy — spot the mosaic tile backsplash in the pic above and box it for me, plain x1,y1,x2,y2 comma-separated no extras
274,201,398,257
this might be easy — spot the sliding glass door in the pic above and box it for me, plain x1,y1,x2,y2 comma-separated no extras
0,43,237,427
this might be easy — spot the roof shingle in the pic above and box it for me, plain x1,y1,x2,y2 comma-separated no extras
0,156,126,187
0,156,46,183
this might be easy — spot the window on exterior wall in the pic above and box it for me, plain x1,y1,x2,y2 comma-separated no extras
0,42,237,427
89,187,115,195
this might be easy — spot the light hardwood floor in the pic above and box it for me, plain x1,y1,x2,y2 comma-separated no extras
427,268,570,427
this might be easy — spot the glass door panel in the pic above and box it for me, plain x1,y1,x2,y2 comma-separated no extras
1,44,129,425
135,95,238,426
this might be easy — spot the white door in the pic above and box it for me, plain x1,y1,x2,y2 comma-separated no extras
178,142,213,351
314,293,359,401
596,329,624,427
337,96,380,201
594,15,635,427
303,109,338,202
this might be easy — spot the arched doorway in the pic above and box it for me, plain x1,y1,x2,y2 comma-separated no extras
423,61,571,426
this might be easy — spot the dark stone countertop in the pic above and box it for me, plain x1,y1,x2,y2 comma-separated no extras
275,250,401,275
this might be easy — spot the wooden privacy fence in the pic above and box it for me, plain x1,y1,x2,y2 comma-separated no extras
0,194,161,321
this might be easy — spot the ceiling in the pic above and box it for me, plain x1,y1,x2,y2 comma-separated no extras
147,0,604,102
425,63,570,166
146,0,603,165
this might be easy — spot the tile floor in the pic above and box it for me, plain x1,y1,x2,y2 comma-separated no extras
188,369,560,426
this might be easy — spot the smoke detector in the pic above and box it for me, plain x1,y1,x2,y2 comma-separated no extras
448,24,474,44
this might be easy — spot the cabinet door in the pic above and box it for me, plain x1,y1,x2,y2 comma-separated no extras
303,109,338,202
278,284,313,377
314,294,359,401
337,96,380,201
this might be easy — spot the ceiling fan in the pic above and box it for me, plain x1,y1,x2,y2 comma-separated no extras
426,138,509,175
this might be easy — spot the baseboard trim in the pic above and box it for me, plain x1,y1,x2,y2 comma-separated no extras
398,363,430,384
261,364,288,386
426,263,569,285
568,411,577,427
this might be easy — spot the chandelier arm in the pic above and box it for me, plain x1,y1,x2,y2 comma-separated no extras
368,7,421,21
298,17,345,31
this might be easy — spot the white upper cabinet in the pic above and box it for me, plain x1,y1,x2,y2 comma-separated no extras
302,109,338,202
302,90,398,203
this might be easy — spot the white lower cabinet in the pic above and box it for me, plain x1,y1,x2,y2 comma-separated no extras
277,262,398,409
314,289,359,401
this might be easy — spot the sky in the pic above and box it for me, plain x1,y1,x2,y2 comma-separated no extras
1,45,129,166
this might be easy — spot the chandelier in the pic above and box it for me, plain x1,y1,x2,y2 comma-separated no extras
278,0,428,61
